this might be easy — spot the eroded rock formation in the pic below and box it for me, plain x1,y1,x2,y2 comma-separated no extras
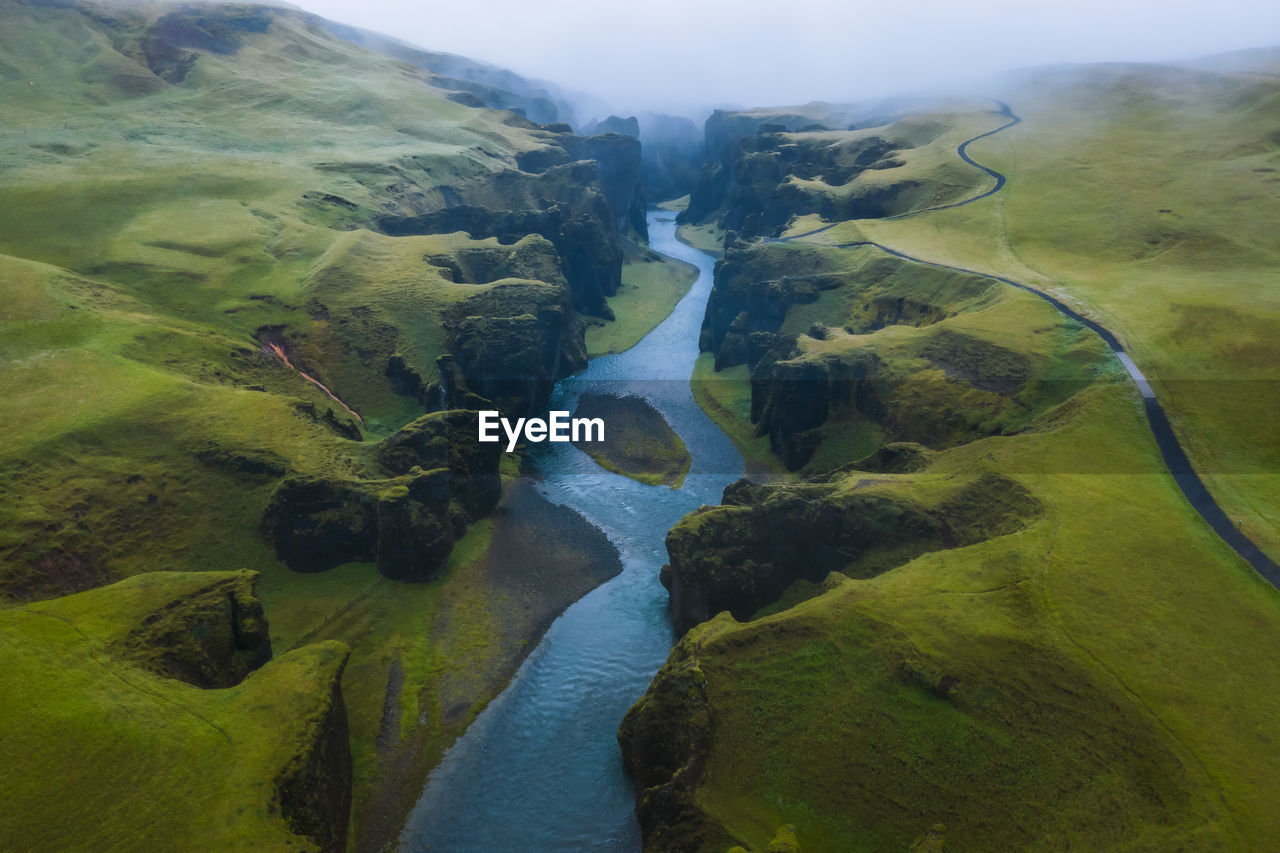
663,473,1041,635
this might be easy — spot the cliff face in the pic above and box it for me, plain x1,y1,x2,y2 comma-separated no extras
375,160,625,319
274,646,354,853
697,239,1102,470
682,108,987,238
617,627,743,853
446,280,587,416
0,3,632,850
264,410,502,581
583,133,649,240
114,570,273,688
637,112,704,202
2,572,354,852
685,107,864,227
663,473,1040,635
700,241,849,368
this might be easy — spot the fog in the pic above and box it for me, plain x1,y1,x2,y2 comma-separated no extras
296,0,1279,114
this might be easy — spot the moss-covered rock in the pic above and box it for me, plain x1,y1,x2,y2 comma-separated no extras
263,467,457,581
618,619,746,853
375,161,624,319
700,242,846,369
2,573,354,851
263,474,381,573
447,281,587,416
114,569,272,688
682,109,982,238
377,409,503,519
664,473,1041,634
274,643,353,853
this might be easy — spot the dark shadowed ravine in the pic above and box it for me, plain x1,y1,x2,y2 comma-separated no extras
399,210,742,851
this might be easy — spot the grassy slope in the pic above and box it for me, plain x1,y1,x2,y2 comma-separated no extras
669,78,1280,850
0,4,613,849
585,252,698,357
779,106,1008,214
0,571,348,852
677,222,728,256
679,379,1280,850
809,62,1280,560
690,354,788,479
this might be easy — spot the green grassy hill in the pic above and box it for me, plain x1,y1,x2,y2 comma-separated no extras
0,1,676,848
625,55,1280,852
0,571,351,852
822,59,1280,560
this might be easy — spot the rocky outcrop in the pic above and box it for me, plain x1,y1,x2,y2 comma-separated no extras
514,129,648,241
264,411,502,580
698,239,1065,470
114,570,272,688
263,468,454,580
446,281,587,416
271,641,354,853
685,108,851,227
585,115,641,137
378,409,503,519
843,441,935,474
376,161,623,318
750,349,887,469
682,107,957,237
618,627,744,853
700,242,848,368
425,233,564,285
6,573,355,851
583,133,648,240
662,473,1040,634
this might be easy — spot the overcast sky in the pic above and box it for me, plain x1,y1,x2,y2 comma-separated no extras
297,0,1280,113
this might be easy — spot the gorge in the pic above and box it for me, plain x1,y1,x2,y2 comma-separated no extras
3,2,1280,852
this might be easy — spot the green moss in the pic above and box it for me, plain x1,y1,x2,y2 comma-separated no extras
0,572,349,852
820,65,1280,560
586,252,698,357
0,3,623,848
635,72,1280,850
573,393,691,488
690,354,789,479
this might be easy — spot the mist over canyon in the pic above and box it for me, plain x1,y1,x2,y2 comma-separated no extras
2,1,1280,852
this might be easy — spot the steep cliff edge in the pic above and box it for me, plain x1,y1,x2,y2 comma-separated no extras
700,239,1104,471
1,572,353,852
263,410,502,580
663,473,1040,635
0,0,643,602
0,2,642,849
682,103,1007,238
630,68,1280,852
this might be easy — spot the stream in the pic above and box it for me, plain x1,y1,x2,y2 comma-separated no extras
399,209,743,851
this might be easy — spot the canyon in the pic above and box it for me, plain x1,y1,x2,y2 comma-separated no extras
2,2,1280,852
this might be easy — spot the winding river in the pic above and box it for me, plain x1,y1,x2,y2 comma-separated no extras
399,210,742,851
401,102,1278,851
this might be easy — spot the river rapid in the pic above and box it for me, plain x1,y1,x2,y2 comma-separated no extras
400,210,742,851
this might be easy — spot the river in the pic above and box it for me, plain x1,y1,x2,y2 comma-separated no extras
399,209,743,851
